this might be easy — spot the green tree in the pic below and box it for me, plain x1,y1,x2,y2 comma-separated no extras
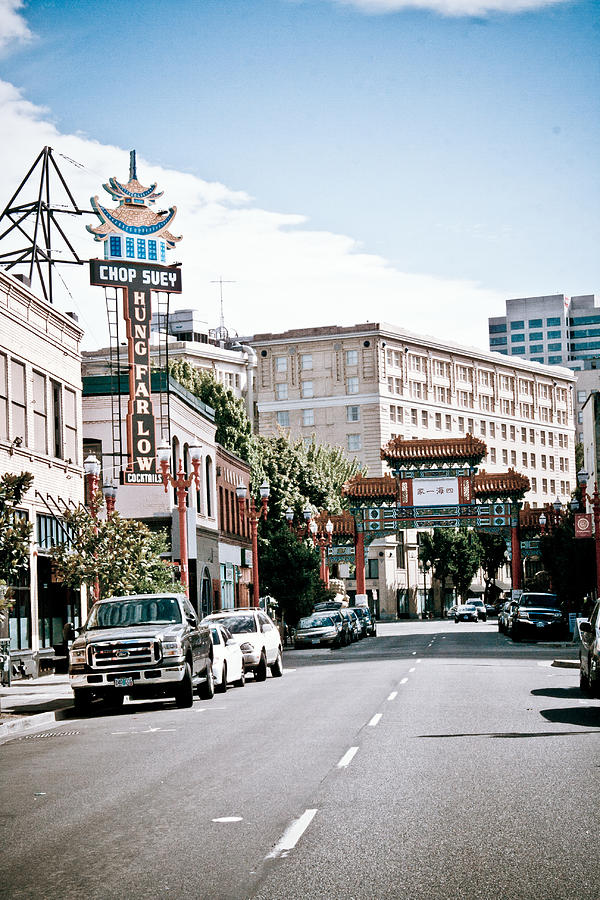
419,530,455,610
258,520,334,625
476,530,508,604
451,529,482,602
248,432,363,519
539,518,595,611
169,360,253,460
0,472,34,623
51,505,183,601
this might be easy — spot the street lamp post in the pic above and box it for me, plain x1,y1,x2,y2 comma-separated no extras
309,519,334,587
83,453,101,604
83,453,101,518
577,469,600,598
285,507,294,531
103,482,118,517
157,442,203,598
538,512,547,535
236,481,270,607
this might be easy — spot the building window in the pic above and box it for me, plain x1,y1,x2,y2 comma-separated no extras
502,449,508,465
510,425,515,441
32,371,47,454
529,332,543,342
489,423,495,438
490,337,507,347
347,433,361,451
511,450,517,466
0,352,7,441
276,411,290,427
109,235,122,257
490,448,496,463
529,319,542,328
531,478,537,492
458,416,464,432
510,320,524,330
303,408,314,426
550,479,556,494
136,238,146,259
530,453,535,468
410,381,424,399
11,360,27,447
577,390,587,403
148,240,157,261
347,406,360,422
511,334,525,343
445,415,451,430
529,429,535,443
421,411,428,427
275,356,287,373
480,421,486,435
346,377,359,394
489,323,507,334
522,452,528,467
411,409,418,426
301,354,313,370
160,243,166,263
521,427,527,442
275,383,288,400
542,478,548,493
435,412,442,430
301,381,314,399
126,237,135,258
367,558,379,579
501,424,507,440
346,349,358,366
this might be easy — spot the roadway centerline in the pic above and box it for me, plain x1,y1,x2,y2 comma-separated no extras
409,667,416,673
400,677,408,684
265,808,318,859
368,713,382,727
337,746,359,768
387,691,398,701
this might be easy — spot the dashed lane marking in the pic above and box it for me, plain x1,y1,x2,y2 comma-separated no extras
213,817,243,823
387,691,398,701
266,809,318,859
337,746,359,768
400,677,408,684
368,713,382,727
409,667,416,673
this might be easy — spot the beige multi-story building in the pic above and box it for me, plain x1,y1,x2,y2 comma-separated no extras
1,271,84,674
249,322,577,618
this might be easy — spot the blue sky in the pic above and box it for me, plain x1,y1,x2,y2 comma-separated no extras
0,0,598,348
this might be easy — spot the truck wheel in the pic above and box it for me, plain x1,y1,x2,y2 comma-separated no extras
198,663,215,700
216,663,227,693
73,689,92,714
175,662,194,708
254,652,268,682
270,648,283,678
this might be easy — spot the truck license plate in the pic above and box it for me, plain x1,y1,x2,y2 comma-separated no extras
114,676,134,687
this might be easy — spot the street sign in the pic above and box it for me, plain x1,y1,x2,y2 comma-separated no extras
575,513,593,539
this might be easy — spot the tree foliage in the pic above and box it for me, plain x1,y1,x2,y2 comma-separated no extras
169,360,253,460
539,518,595,611
451,530,482,602
0,472,34,621
51,504,183,601
419,528,484,603
476,530,508,603
258,520,334,625
248,433,363,519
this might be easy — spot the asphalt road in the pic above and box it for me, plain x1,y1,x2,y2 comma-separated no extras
1,620,597,900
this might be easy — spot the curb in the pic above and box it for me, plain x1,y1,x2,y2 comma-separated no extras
551,659,579,669
0,707,70,741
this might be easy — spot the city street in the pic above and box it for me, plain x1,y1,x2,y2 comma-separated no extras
1,621,597,900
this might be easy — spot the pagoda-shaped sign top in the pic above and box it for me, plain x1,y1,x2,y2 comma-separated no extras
87,150,182,263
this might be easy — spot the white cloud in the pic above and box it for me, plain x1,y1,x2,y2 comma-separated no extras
0,0,32,52
332,0,569,17
0,79,502,352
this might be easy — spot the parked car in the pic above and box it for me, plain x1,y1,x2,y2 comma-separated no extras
485,603,497,617
454,604,479,623
294,614,342,648
68,593,214,713
349,606,376,637
469,599,487,621
341,607,360,641
510,593,567,642
579,600,600,696
498,600,517,634
447,605,458,619
202,608,283,680
209,622,245,691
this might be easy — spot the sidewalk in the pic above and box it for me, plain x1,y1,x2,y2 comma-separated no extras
0,674,74,740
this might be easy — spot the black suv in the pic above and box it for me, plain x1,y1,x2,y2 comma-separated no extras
510,593,567,642
69,593,214,712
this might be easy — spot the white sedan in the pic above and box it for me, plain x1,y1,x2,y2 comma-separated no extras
210,623,245,692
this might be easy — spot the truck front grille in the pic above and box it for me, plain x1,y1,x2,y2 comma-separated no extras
89,640,157,669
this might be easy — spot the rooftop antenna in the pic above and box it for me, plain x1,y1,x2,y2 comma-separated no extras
0,146,91,304
210,276,236,342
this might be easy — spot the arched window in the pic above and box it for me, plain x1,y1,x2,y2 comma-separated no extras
205,456,213,518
